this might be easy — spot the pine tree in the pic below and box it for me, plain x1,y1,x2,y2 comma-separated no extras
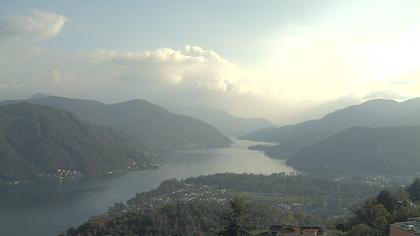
219,196,252,236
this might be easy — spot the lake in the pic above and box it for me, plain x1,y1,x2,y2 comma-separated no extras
0,139,295,236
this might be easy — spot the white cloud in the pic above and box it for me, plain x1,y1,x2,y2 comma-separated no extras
90,45,277,96
363,90,409,100
0,10,67,93
0,10,66,41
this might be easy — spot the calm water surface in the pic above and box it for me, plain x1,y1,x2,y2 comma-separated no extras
0,139,295,236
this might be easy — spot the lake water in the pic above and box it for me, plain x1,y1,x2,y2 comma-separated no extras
0,139,295,236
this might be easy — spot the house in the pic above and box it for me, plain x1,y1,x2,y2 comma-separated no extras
390,217,420,236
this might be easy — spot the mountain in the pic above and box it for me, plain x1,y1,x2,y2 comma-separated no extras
103,100,232,148
391,109,420,126
26,96,232,148
287,126,420,175
26,96,118,126
242,98,420,159
0,102,155,181
29,93,50,99
164,104,275,137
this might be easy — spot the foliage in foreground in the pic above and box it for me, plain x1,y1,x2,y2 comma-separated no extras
61,174,420,236
62,197,300,236
338,178,420,236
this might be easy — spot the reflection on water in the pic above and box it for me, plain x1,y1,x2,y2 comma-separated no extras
0,139,295,236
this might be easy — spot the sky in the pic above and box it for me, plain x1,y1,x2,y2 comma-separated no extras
1,0,420,124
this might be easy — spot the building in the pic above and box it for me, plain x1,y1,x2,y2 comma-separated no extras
270,224,327,236
390,217,420,236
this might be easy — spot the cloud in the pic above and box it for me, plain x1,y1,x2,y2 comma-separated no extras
390,80,413,86
1,39,419,124
363,90,408,101
1,6,420,124
90,45,276,96
0,10,66,41
0,10,67,93
85,46,286,121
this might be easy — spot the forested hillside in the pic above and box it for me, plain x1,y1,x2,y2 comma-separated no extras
27,96,232,148
242,98,420,159
288,126,420,175
0,102,155,181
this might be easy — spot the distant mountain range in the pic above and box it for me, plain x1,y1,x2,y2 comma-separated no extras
242,98,420,159
0,95,234,181
2,95,232,148
164,104,275,137
0,102,155,181
287,126,420,174
392,109,420,126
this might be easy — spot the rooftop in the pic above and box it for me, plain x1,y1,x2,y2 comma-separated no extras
391,217,420,234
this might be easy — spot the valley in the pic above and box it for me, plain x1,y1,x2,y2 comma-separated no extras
1,2,419,235
0,139,294,236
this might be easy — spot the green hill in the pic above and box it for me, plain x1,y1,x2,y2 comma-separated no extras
242,98,420,159
0,102,155,181
27,96,232,148
287,126,420,174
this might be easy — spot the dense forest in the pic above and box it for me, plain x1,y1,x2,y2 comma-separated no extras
338,178,420,235
62,198,310,236
242,98,420,164
0,102,156,182
288,126,420,174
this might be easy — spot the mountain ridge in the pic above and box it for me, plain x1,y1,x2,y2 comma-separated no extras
242,98,420,159
164,103,275,137
24,95,232,148
287,125,420,174
0,102,155,181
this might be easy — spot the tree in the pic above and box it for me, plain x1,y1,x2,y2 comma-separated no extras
376,190,396,213
350,199,390,235
219,196,252,236
391,205,420,223
407,178,420,202
344,224,381,236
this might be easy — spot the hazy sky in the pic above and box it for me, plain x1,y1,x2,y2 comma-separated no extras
1,0,420,124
